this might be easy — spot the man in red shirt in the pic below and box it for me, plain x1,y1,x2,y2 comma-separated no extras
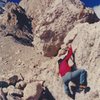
58,44,87,98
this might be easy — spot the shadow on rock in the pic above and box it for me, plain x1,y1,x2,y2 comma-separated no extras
26,86,55,100
0,81,9,88
0,3,33,47
39,86,55,100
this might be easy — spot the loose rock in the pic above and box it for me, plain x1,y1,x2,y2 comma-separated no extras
15,81,26,90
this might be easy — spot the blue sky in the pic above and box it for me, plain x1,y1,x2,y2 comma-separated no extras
80,0,100,19
81,0,100,7
1,0,100,7
6,0,100,7
8,0,100,7
1,0,100,19
7,0,100,7
8,0,20,3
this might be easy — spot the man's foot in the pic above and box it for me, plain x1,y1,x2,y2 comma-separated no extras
84,87,90,94
79,85,90,94
75,85,87,92
79,85,87,90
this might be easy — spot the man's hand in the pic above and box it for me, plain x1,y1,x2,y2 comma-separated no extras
66,43,71,50
58,49,67,57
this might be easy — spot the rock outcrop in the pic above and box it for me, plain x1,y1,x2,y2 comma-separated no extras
51,22,100,100
0,3,33,46
20,0,99,57
24,21,100,100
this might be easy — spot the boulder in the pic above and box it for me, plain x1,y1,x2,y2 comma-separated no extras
0,2,33,46
60,22,100,100
8,75,19,85
7,85,15,93
0,88,6,100
15,81,26,90
7,94,22,100
7,85,23,97
20,0,99,57
2,88,8,95
23,82,44,100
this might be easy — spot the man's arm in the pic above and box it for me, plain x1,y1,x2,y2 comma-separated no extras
55,60,60,76
65,45,73,61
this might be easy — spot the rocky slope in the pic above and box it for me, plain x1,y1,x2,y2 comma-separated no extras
0,0,100,100
62,22,100,100
24,21,100,100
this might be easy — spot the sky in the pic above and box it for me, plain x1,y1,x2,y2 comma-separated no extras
81,0,100,19
8,0,20,3
81,0,100,7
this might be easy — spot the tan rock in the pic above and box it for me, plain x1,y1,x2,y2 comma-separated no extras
0,57,3,62
15,81,26,90
8,75,18,85
23,82,44,100
7,94,22,100
20,0,98,57
7,85,15,93
2,88,8,95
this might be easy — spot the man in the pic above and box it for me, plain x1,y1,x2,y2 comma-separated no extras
57,43,87,97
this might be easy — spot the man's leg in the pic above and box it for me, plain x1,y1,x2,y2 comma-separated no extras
64,82,70,93
62,72,72,95
71,69,87,86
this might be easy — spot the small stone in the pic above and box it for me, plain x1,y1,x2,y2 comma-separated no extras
10,89,23,97
15,81,26,90
23,82,43,99
7,94,21,100
15,50,21,55
0,45,3,48
7,94,14,100
8,75,18,85
0,57,3,62
2,88,8,94
90,91,99,98
0,88,6,100
7,86,23,97
9,56,13,60
7,85,15,92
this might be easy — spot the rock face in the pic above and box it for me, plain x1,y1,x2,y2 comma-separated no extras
0,0,100,100
0,2,33,46
55,22,100,100
20,0,99,57
24,22,100,100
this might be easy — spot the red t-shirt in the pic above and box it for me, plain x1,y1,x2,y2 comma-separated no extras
59,47,73,77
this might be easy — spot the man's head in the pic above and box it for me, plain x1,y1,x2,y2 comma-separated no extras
58,42,72,57
58,48,67,57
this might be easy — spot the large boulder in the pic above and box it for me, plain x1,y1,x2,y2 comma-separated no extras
0,2,33,46
23,82,44,100
33,21,100,100
58,22,100,100
20,0,99,57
